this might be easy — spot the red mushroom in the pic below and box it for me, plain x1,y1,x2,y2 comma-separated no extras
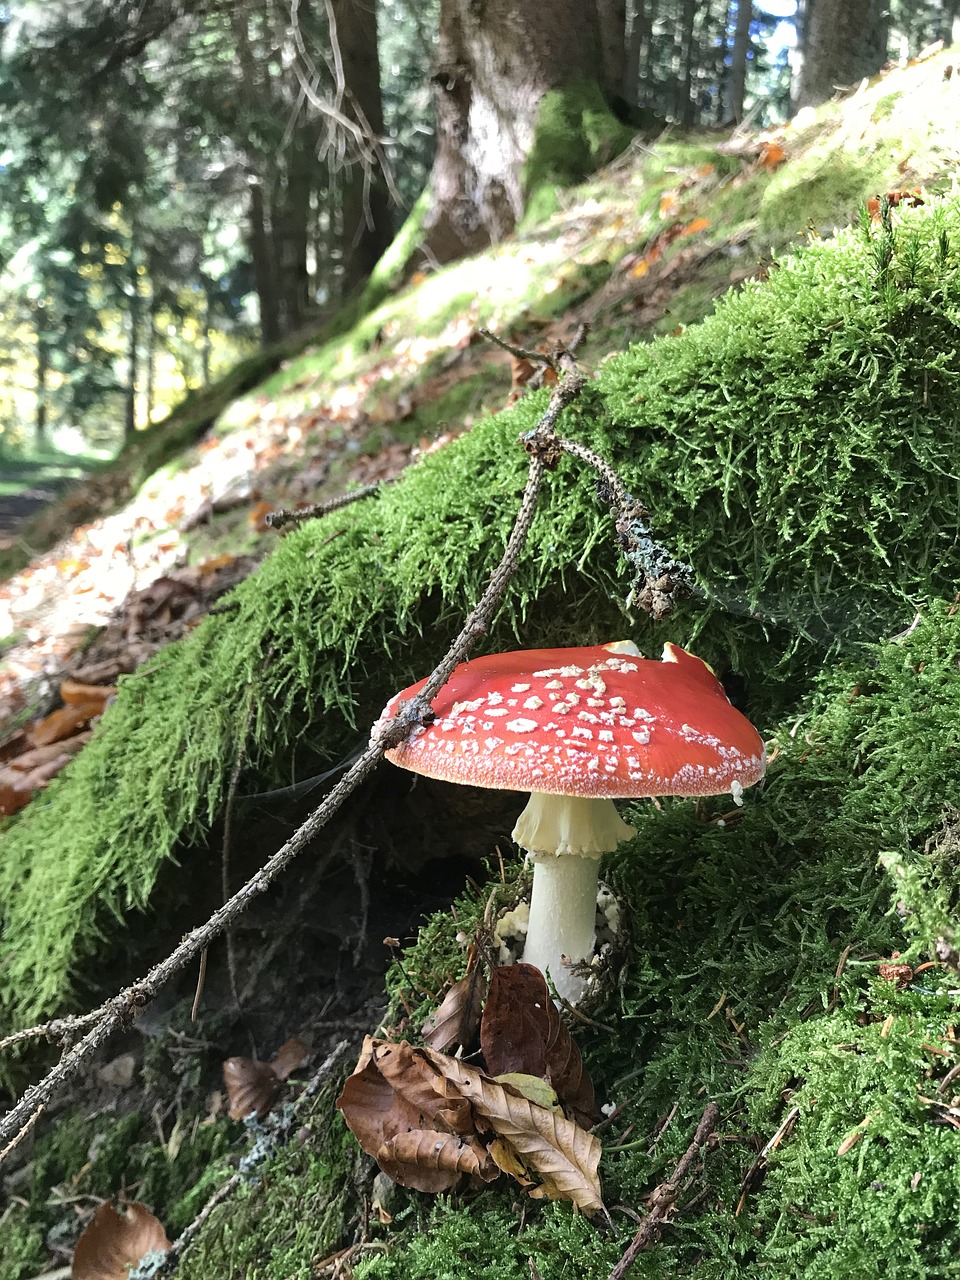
375,641,765,1002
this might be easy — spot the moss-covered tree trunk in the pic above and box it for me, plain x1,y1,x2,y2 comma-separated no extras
420,0,611,263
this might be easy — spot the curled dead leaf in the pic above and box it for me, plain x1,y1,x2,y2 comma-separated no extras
59,679,116,710
72,1200,170,1280
223,1056,281,1120
29,701,103,747
271,1036,311,1081
435,1051,603,1213
377,1127,498,1191
339,1037,602,1211
223,1037,309,1119
337,1037,495,1192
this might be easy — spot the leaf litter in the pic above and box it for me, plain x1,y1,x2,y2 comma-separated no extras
338,963,603,1212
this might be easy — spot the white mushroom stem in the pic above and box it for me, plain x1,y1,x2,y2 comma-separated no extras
512,793,636,1004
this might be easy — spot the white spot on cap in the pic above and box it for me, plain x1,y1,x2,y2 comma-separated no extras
506,718,538,733
523,696,543,710
572,727,593,740
544,680,563,690
632,727,651,745
487,692,504,705
599,730,614,742
511,683,531,693
484,738,503,751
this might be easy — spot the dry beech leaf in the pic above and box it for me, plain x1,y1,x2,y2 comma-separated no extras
422,971,486,1053
376,1127,497,1192
8,733,92,772
271,1036,311,1081
0,777,33,816
223,1037,310,1118
29,701,103,748
337,1037,496,1192
480,964,600,1128
432,1049,603,1213
72,1200,170,1280
338,1038,601,1210
59,679,116,709
223,1056,282,1120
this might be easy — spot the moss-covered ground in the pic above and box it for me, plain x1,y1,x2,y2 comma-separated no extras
4,50,960,1280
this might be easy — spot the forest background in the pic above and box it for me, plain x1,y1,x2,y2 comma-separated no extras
1,0,952,461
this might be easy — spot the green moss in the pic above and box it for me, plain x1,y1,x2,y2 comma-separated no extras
871,90,902,123
758,148,897,237
0,1101,234,1275
521,79,634,226
0,1216,45,1280
3,198,960,1039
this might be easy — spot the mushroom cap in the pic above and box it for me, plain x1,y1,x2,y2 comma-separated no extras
375,642,765,801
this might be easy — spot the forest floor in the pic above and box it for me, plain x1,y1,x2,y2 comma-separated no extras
2,44,960,1280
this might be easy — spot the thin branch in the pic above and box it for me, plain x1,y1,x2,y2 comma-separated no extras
0,1010,102,1054
265,482,384,531
608,1102,721,1279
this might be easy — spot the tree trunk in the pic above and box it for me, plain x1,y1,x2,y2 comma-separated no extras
273,136,312,334
421,0,606,264
678,0,698,126
249,178,281,346
125,267,140,440
728,0,752,123
793,0,887,112
35,310,49,447
597,0,628,110
145,286,156,426
331,0,393,295
623,0,645,108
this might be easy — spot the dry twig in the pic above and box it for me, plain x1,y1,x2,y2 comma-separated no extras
608,1102,720,1279
265,482,384,531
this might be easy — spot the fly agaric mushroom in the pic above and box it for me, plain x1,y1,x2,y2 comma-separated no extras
375,641,765,1003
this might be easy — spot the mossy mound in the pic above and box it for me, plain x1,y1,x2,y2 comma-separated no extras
166,603,960,1278
2,196,960,1045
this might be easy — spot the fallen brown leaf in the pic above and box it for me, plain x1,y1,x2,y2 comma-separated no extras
223,1056,282,1121
271,1036,311,1081
422,971,486,1053
481,964,600,1129
434,1051,603,1212
28,702,103,747
59,679,116,710
8,733,92,772
72,1200,170,1280
337,1038,496,1193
